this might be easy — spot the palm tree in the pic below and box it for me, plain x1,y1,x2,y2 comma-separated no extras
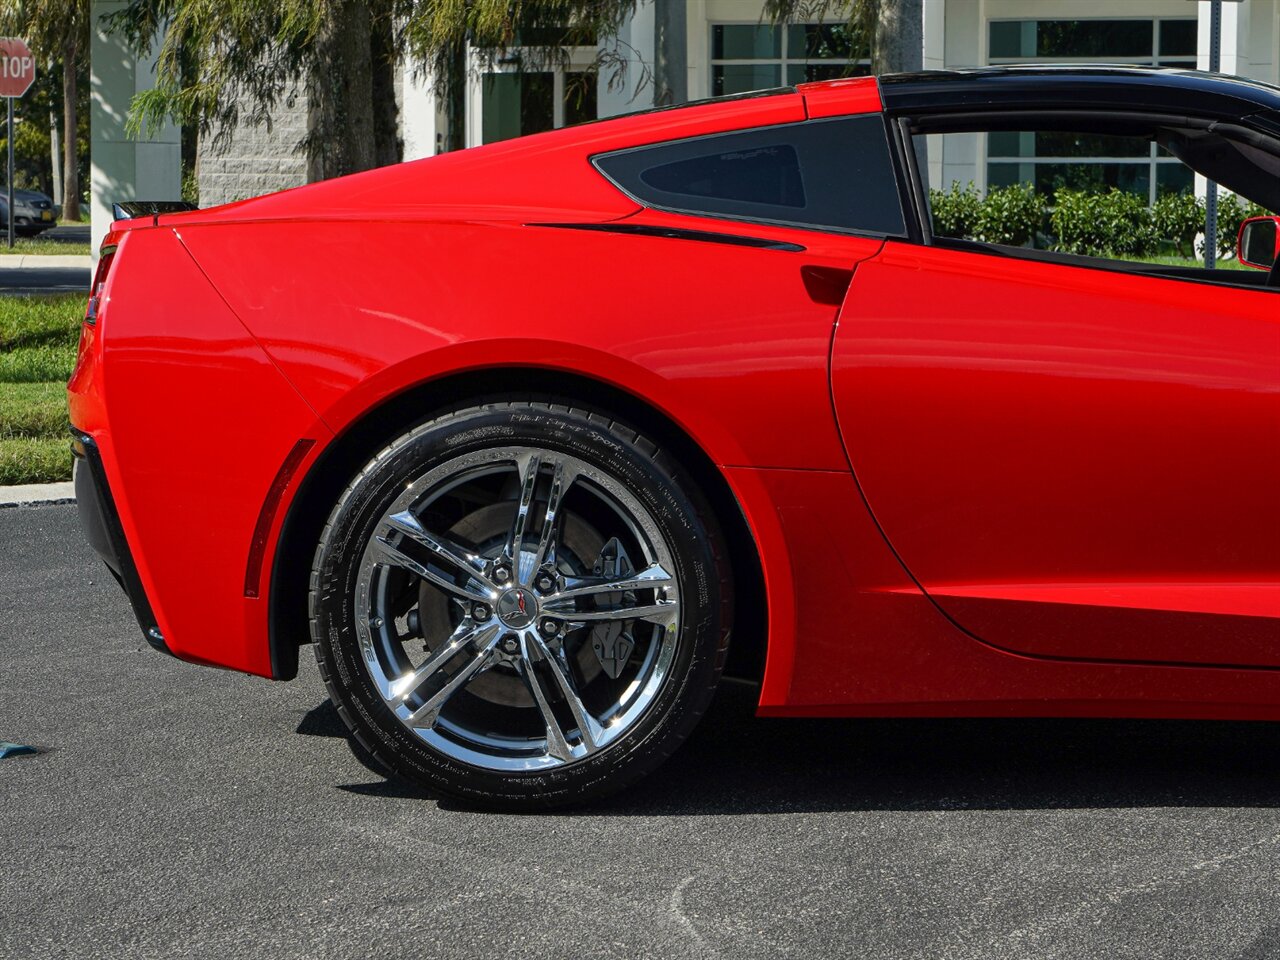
1,0,90,219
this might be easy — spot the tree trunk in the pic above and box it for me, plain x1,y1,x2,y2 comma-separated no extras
306,0,376,181
370,13,401,168
62,41,79,222
49,64,61,206
653,0,688,107
873,0,923,75
440,43,467,153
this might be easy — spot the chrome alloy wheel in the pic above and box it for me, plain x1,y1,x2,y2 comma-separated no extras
353,447,681,772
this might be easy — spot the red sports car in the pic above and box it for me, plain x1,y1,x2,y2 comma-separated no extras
70,67,1280,808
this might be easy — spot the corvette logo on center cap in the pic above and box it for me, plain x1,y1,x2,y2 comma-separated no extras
498,588,536,628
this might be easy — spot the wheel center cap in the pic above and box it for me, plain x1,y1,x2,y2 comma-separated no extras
496,587,537,629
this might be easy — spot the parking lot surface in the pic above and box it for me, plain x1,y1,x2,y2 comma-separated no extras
0,263,90,295
3,504,1280,959
0,224,93,294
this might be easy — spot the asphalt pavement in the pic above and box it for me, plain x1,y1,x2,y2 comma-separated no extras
0,225,92,294
0,264,89,294
4,504,1280,959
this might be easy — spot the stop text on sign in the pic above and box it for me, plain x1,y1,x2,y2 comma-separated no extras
0,54,32,79
0,38,35,98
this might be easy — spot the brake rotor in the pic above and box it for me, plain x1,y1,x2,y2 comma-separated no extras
415,501,607,708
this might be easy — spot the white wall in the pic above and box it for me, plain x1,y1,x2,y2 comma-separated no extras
936,0,984,190
599,0,656,118
89,1,181,255
1222,0,1279,84
401,63,439,161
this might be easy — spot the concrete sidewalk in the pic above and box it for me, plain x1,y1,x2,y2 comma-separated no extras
0,481,75,508
0,254,92,270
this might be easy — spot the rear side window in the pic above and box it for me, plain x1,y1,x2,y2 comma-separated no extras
593,115,906,236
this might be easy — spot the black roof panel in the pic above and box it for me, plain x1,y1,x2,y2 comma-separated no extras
880,66,1280,124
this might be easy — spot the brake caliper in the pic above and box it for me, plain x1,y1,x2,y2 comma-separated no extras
590,537,636,679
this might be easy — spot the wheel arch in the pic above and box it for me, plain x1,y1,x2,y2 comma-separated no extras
267,367,769,688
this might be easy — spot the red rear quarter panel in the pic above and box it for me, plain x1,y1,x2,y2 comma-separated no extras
78,89,849,683
69,227,332,674
176,217,858,471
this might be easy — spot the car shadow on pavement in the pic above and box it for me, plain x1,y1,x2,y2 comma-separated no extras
296,697,403,785
297,681,1280,814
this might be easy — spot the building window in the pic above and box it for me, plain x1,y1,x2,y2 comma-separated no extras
987,130,1193,205
988,18,1197,67
473,23,599,146
480,70,597,144
985,18,1197,202
710,23,870,97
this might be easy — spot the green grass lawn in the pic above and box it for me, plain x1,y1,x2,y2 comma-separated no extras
0,295,84,485
0,236,92,256
1132,253,1251,271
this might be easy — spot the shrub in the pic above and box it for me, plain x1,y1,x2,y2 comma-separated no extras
929,181,982,239
974,183,1044,247
1214,192,1271,259
1051,188,1156,258
1151,192,1204,257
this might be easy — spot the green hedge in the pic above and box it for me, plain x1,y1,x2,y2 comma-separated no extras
930,182,1269,260
1051,188,1156,258
975,183,1045,247
1214,193,1269,259
929,181,983,241
1151,192,1203,257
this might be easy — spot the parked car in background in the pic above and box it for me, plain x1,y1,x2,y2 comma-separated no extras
70,67,1280,810
0,189,61,235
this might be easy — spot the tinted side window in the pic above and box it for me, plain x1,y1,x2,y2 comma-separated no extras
641,144,806,208
594,115,906,236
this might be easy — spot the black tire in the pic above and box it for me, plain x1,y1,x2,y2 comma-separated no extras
309,400,731,809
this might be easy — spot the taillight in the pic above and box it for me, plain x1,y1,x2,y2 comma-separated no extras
86,243,117,325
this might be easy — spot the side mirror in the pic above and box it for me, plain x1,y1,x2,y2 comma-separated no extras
1237,215,1280,270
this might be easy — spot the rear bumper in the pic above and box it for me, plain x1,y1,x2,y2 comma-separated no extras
71,428,171,656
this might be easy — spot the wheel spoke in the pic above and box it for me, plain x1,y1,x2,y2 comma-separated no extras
375,537,493,605
530,458,577,579
401,624,501,728
550,562,675,602
389,621,482,700
529,632,603,752
378,510,497,603
502,452,542,574
517,634,574,762
559,599,680,626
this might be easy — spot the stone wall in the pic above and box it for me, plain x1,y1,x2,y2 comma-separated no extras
197,89,310,207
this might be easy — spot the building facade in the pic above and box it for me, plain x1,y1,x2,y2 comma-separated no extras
90,0,1280,248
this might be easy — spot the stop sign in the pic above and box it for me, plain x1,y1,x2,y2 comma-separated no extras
0,38,35,98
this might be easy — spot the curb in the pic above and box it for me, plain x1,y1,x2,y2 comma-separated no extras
0,481,75,508
0,255,92,270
